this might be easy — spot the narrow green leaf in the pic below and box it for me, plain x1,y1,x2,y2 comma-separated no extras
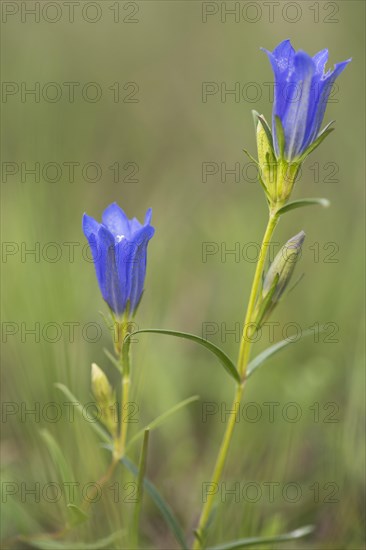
126,395,199,452
66,504,88,527
39,430,74,490
274,115,285,158
209,525,313,550
54,383,111,444
126,329,240,384
19,531,124,550
121,456,188,550
246,328,324,379
277,198,330,216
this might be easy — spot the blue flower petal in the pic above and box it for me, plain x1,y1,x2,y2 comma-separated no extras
144,208,153,225
102,202,131,239
95,225,126,315
82,213,100,239
125,225,155,312
262,52,287,126
281,51,315,159
271,39,295,71
312,49,328,75
262,40,297,154
303,58,352,149
113,237,133,314
129,217,143,234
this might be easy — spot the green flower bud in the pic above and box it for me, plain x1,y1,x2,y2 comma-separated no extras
254,231,305,326
263,231,305,302
91,363,117,436
91,363,113,404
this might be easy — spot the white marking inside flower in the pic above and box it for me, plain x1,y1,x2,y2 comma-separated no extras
116,234,125,242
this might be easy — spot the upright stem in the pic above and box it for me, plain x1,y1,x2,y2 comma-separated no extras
192,384,244,550
192,212,279,549
114,320,131,460
119,365,130,455
237,212,279,378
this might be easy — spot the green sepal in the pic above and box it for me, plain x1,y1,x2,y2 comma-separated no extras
251,109,260,130
242,147,259,166
252,110,274,154
242,148,271,201
125,329,240,384
274,115,285,158
298,122,334,162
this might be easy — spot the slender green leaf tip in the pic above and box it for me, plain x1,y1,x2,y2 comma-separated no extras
277,198,330,215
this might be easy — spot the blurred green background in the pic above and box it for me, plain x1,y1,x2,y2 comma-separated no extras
1,1,365,548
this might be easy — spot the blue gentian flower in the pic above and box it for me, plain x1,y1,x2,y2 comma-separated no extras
83,203,154,317
262,39,351,160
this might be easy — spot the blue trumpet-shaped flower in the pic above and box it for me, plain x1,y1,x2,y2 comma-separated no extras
262,39,351,160
83,203,154,317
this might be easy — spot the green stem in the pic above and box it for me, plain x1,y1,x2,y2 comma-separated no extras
237,212,279,378
120,369,130,455
192,213,279,549
118,340,131,458
193,384,243,549
113,319,131,461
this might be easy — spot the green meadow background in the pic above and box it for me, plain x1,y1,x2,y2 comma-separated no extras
1,1,365,548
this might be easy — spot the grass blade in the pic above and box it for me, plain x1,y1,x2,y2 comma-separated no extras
39,429,74,490
54,383,111,444
125,395,199,452
19,531,125,550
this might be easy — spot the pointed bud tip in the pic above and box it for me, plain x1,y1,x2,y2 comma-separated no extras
91,362,103,380
291,230,306,247
91,363,113,403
